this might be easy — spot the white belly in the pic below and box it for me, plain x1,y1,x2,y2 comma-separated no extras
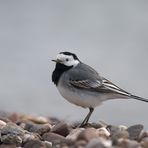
57,84,105,108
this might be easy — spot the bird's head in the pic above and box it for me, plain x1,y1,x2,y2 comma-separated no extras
52,52,80,67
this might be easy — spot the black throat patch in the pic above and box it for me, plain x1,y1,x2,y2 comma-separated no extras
52,63,72,85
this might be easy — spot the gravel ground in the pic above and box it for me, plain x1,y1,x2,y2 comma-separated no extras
0,112,148,148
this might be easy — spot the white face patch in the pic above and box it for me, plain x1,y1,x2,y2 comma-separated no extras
56,53,80,67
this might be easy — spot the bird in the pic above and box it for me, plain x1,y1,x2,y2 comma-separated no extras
52,51,148,127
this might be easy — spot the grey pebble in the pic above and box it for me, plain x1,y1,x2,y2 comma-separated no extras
127,124,143,140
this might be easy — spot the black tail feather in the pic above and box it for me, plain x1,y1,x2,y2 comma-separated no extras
130,95,148,103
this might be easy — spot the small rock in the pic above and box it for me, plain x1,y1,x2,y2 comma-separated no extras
127,124,143,140
20,115,49,124
77,128,98,142
86,138,112,148
118,139,140,148
51,122,70,137
42,132,66,143
138,131,148,141
0,120,6,129
66,128,84,141
96,127,110,138
118,125,128,130
140,137,148,148
0,144,17,148
23,132,41,143
1,134,22,146
74,140,87,147
22,121,52,135
8,113,19,123
24,139,45,148
111,130,129,145
1,122,25,136
43,141,52,148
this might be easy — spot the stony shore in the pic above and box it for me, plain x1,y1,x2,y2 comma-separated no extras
0,112,148,148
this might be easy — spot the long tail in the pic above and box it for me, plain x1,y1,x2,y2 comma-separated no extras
130,94,148,103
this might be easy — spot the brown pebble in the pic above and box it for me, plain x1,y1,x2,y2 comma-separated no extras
0,144,17,148
75,140,87,147
8,113,18,123
77,128,98,142
24,139,45,148
118,139,140,148
42,132,66,143
140,137,148,148
51,122,70,137
127,124,143,140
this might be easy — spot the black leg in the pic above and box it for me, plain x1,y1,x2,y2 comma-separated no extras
80,107,94,127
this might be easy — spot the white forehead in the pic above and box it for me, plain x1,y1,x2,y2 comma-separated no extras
57,53,73,60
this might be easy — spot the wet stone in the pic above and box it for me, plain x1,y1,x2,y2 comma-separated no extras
127,124,143,140
51,122,70,137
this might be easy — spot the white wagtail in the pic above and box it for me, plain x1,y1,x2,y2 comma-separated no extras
52,51,148,127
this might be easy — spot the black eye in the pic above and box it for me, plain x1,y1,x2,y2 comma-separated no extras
66,58,69,61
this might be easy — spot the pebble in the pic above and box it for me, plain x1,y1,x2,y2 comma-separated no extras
0,122,25,136
127,124,143,140
0,144,17,148
138,131,148,141
77,128,99,142
24,139,45,148
51,122,70,137
140,137,148,148
86,138,112,148
96,127,110,138
21,121,52,135
42,132,67,143
20,115,49,124
0,120,6,129
118,139,140,148
74,140,87,147
66,128,85,141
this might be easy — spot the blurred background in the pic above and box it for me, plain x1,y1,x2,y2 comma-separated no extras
0,1,148,128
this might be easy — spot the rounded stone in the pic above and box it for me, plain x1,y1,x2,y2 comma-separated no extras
51,122,70,137
77,128,98,142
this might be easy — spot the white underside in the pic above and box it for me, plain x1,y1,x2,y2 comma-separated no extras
57,82,121,108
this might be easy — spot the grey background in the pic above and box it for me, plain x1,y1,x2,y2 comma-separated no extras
0,1,148,128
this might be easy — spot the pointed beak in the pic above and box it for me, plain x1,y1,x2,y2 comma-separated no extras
51,59,61,63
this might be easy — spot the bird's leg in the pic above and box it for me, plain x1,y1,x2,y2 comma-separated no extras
79,107,94,127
